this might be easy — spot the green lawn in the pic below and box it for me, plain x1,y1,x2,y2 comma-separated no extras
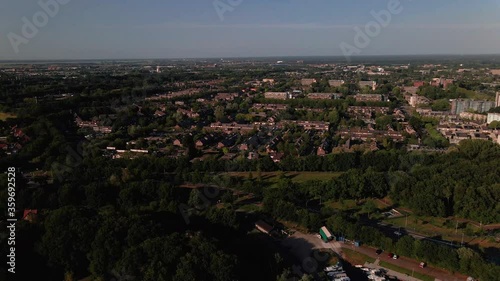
236,204,261,213
289,172,343,182
425,123,448,143
326,200,359,211
342,248,376,265
379,261,434,281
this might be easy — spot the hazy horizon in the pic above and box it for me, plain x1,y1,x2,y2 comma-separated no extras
1,0,499,60
1,53,500,62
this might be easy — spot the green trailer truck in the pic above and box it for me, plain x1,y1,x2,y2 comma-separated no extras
319,226,333,242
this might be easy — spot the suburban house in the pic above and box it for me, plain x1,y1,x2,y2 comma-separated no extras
328,80,345,87
255,220,274,235
301,78,317,86
354,94,384,102
307,93,343,100
358,80,377,91
264,92,289,100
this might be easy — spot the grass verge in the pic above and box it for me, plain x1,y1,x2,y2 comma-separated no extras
342,248,376,265
379,261,434,281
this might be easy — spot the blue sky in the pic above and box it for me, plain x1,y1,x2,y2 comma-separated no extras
1,0,499,59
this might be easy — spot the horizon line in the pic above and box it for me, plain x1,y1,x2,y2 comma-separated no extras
2,53,500,63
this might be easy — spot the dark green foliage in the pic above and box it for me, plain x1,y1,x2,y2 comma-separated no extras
38,206,98,275
2,66,499,281
388,140,500,221
326,211,497,280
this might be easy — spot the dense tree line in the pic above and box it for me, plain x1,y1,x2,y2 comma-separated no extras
389,140,500,222
326,212,500,280
2,117,498,223
1,68,499,280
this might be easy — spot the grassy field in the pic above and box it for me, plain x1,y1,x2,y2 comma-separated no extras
425,123,448,143
0,112,16,121
384,215,496,247
332,197,496,248
379,261,434,281
236,204,262,213
342,248,376,265
326,200,359,211
326,199,387,215
226,171,343,183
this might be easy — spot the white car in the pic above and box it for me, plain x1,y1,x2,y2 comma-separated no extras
392,254,398,260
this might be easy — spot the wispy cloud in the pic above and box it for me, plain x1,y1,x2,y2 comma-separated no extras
90,22,354,30
97,22,500,30
390,23,500,29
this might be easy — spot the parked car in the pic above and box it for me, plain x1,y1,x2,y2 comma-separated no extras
324,266,342,272
419,262,426,268
387,252,394,258
392,254,398,260
376,249,383,255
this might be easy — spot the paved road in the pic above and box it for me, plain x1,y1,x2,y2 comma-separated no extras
286,232,468,281
365,259,422,281
341,243,467,281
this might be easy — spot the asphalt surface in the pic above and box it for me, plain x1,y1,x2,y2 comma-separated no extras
284,232,469,281
365,259,421,281
344,243,467,281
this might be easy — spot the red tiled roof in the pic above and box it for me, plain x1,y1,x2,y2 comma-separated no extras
23,209,38,220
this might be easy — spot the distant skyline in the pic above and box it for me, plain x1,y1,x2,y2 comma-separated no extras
1,0,499,60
